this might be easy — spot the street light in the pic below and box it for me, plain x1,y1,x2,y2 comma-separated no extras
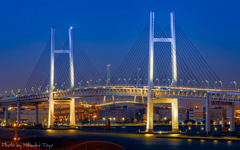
78,80,83,87
96,79,101,87
54,83,58,90
168,79,171,85
187,80,190,86
233,81,237,90
193,80,196,88
38,86,41,93
61,82,65,90
13,123,21,145
124,79,127,84
89,79,92,86
31,87,34,94
24,88,27,95
180,79,183,87
219,81,223,88
128,78,131,84
214,81,218,89
46,86,49,93
156,78,159,86
162,79,165,86
229,82,232,88
206,80,209,88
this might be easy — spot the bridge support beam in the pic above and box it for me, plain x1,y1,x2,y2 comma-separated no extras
153,98,179,132
103,96,106,103
17,103,21,124
134,96,136,102
171,99,179,132
35,103,39,125
142,96,144,103
205,94,211,134
48,99,55,128
112,96,115,104
230,102,235,132
146,96,154,132
4,106,8,126
70,98,76,127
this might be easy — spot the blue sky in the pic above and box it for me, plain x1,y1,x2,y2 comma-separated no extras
0,0,240,93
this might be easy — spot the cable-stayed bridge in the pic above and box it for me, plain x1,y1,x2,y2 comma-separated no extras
0,12,239,134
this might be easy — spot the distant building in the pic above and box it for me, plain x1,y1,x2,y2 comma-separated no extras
159,108,187,120
98,103,144,122
187,108,204,120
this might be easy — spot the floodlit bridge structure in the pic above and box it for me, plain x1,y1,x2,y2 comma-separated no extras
0,12,239,134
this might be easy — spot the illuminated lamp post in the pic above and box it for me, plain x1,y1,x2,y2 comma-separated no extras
162,79,165,86
24,88,27,95
38,86,41,93
13,123,21,150
31,87,34,94
102,117,106,124
206,80,209,88
193,80,196,88
180,79,183,87
122,117,125,125
78,80,83,87
214,81,218,89
201,81,204,87
168,79,171,86
128,78,131,84
229,82,232,88
233,81,237,90
113,117,116,124
219,81,223,89
55,83,58,90
156,78,159,86
61,82,65,90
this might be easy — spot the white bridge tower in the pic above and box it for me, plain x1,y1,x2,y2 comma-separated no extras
48,27,75,128
146,12,178,132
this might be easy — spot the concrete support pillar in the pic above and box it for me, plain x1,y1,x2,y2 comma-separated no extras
134,96,136,102
205,94,211,134
103,96,106,103
35,103,39,125
17,103,20,124
230,102,235,132
4,106,8,126
146,11,154,133
48,99,55,128
146,94,153,132
48,26,55,128
171,99,179,132
70,98,76,127
112,95,115,104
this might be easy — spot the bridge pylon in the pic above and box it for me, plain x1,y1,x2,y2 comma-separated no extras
48,26,75,128
146,11,179,133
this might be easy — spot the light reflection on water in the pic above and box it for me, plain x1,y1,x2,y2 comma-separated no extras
0,126,240,150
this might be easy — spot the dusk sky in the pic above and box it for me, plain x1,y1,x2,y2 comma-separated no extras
0,0,240,94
